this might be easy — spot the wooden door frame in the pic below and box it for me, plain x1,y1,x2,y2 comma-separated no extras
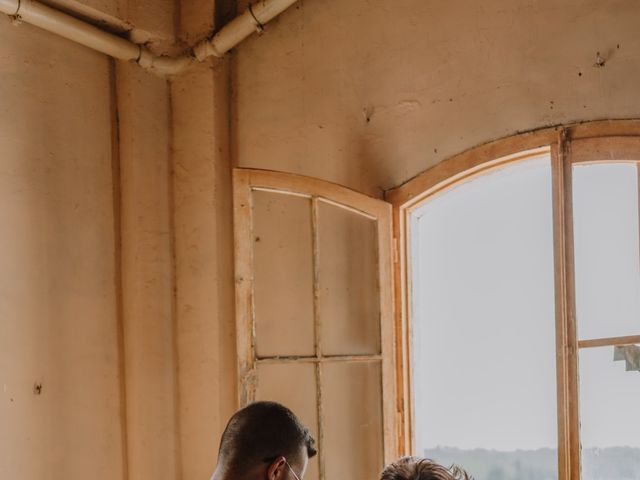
232,168,399,475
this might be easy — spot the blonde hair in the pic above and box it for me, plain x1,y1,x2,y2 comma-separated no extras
380,456,472,480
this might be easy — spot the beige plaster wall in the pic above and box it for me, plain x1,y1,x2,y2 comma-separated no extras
0,1,179,478
234,0,640,196
167,3,239,478
171,54,237,480
0,0,232,475
0,17,124,480
116,61,178,480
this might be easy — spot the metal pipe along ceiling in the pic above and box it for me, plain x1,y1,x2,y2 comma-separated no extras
0,0,300,76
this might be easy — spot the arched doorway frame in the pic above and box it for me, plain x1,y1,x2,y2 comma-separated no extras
386,119,640,480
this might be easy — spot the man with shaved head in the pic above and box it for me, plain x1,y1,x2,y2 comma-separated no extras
211,401,317,480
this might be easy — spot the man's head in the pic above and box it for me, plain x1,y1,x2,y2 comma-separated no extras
213,401,317,480
381,456,472,480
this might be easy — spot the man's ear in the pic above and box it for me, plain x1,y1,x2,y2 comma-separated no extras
267,456,287,480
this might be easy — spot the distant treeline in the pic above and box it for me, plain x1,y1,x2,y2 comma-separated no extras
424,446,640,480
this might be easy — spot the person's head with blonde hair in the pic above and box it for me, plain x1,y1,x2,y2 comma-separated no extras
381,456,472,480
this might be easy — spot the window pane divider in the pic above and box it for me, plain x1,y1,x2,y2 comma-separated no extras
256,355,383,364
578,335,640,349
310,196,327,480
552,128,581,480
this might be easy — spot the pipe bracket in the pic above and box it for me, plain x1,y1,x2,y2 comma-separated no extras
8,0,21,23
248,3,265,33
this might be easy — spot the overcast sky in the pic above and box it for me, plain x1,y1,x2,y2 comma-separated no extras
409,156,640,453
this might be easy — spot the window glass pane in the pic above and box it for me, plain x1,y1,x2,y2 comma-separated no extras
578,346,640,480
253,191,315,357
322,361,383,480
572,163,640,340
410,156,558,479
255,363,319,480
318,200,380,355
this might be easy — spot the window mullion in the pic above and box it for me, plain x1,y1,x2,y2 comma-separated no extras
311,196,326,480
551,129,581,480
637,162,640,285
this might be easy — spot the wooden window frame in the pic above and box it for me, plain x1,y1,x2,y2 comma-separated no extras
233,168,399,479
386,119,640,480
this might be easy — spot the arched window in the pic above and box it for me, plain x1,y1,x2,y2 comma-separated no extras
389,123,640,480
